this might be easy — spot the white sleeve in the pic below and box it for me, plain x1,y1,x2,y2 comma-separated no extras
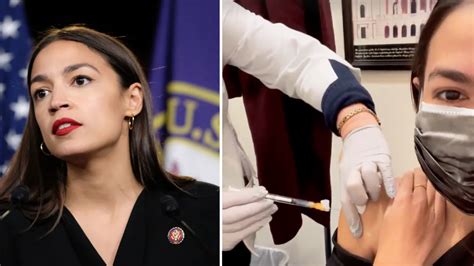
222,0,361,112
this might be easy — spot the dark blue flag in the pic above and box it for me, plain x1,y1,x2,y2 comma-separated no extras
149,0,219,184
0,0,31,176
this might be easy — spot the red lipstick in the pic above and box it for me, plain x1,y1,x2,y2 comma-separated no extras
52,118,82,136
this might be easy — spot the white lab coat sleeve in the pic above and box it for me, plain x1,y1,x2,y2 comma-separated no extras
222,0,374,133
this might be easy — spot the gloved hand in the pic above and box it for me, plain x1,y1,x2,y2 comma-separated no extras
340,124,395,238
222,186,278,251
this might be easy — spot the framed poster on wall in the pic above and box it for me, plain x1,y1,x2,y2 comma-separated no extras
342,0,438,70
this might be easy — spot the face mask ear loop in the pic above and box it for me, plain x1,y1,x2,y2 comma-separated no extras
417,87,424,113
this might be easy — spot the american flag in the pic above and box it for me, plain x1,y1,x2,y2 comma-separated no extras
0,0,31,176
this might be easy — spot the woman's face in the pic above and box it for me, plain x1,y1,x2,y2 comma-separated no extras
30,40,131,161
419,4,474,108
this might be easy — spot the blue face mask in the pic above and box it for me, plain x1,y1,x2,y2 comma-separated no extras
415,102,474,215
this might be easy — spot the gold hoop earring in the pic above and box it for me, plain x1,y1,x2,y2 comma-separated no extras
128,116,135,130
40,142,52,156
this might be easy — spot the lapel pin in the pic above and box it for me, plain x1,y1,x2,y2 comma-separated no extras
167,226,185,245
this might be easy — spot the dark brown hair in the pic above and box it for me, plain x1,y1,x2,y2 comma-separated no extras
0,26,188,230
411,0,470,111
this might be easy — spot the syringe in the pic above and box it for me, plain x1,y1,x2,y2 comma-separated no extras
265,193,330,212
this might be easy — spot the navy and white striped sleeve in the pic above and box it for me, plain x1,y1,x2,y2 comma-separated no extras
321,60,375,134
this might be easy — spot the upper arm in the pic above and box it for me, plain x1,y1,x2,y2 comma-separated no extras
185,182,220,250
222,1,374,134
337,190,391,261
0,219,16,266
222,0,358,112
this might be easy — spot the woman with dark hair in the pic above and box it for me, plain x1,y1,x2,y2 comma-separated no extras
0,26,219,266
329,0,473,265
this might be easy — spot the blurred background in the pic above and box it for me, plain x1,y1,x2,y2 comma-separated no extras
0,0,219,185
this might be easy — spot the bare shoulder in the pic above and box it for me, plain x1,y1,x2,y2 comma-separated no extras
337,185,393,261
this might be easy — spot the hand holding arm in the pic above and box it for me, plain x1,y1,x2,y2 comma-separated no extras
374,168,446,265
339,103,395,238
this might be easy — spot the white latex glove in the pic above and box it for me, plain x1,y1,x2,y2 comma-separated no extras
222,186,278,251
340,124,395,238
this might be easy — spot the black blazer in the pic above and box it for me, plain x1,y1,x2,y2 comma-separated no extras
0,181,219,266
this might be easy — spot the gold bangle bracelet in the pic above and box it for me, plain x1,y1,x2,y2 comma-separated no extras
337,107,381,134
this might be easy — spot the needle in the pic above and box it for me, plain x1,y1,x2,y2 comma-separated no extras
265,193,330,212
